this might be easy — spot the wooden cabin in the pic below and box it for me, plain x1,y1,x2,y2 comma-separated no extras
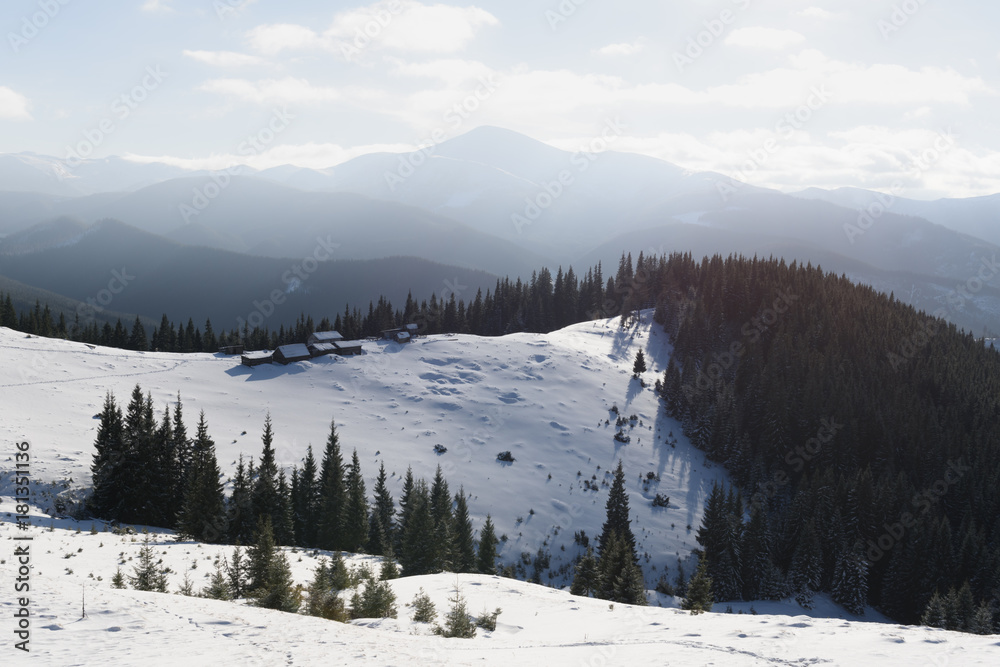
241,351,273,367
273,343,312,365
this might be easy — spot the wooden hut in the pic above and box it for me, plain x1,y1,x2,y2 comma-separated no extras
273,343,312,365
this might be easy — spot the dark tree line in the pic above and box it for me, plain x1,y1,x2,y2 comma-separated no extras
653,253,1000,632
89,389,501,578
5,252,667,352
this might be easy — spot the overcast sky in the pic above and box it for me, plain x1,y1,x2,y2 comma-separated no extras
2,0,998,199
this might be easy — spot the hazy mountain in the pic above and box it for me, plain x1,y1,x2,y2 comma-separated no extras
0,153,199,197
0,219,499,330
792,186,1000,248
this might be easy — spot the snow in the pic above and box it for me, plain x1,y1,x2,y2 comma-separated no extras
0,312,724,585
0,311,997,662
1,510,996,665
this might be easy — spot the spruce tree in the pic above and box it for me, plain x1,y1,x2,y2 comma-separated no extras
293,446,319,547
227,455,255,544
682,557,714,614
436,587,476,638
255,549,299,613
477,514,499,575
306,558,346,621
369,462,395,555
343,450,369,553
831,544,869,616
395,466,415,555
226,545,248,599
202,560,232,600
632,349,647,377
251,414,283,542
430,465,455,571
401,480,436,575
318,419,346,551
89,392,126,520
129,532,168,593
452,487,476,573
171,393,190,511
180,411,227,542
248,517,277,594
570,547,599,597
598,461,637,561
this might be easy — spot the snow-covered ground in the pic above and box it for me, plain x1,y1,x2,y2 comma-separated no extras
2,312,998,663
0,312,724,584
1,507,996,666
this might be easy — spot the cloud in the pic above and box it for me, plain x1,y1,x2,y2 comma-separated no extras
0,87,32,121
797,7,836,20
725,27,806,50
183,50,265,67
247,1,499,58
595,41,645,57
141,0,173,13
246,23,324,55
199,78,342,104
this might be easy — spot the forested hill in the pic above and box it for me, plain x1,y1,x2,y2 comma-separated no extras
654,254,1000,628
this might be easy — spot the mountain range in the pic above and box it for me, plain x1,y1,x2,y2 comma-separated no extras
2,126,999,335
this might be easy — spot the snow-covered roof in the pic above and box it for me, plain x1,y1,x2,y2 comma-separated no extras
308,331,343,343
275,343,310,359
396,332,411,341
241,350,272,360
334,340,363,349
405,323,419,331
308,342,337,353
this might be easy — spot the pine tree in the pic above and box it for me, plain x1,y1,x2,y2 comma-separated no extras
395,466,415,555
227,455,255,544
411,588,437,623
129,532,168,593
248,517,278,594
254,549,299,613
921,591,946,628
128,316,148,351
682,557,714,614
349,576,397,619
171,394,190,511
430,465,455,571
789,521,823,608
401,480,436,576
632,349,647,377
597,461,638,563
251,414,283,542
831,544,869,616
969,601,995,635
306,558,346,621
369,462,395,555
203,560,232,600
477,514,499,575
436,587,476,638
343,450,369,553
452,487,476,573
179,411,226,542
293,446,319,547
570,547,599,597
226,545,248,599
89,392,126,520
318,419,346,551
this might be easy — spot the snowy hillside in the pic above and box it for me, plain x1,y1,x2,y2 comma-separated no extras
1,312,726,583
1,508,996,666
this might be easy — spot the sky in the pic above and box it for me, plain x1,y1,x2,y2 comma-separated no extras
1,0,999,199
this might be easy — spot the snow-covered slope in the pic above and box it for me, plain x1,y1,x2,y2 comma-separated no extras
0,312,725,583
1,508,995,666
